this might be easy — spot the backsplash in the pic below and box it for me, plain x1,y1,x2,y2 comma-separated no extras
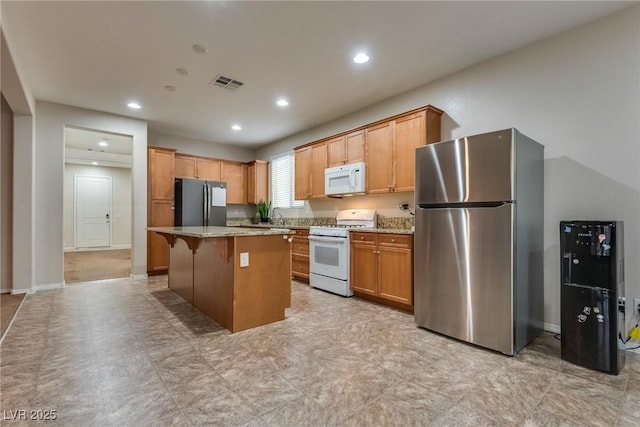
377,215,414,229
227,215,413,230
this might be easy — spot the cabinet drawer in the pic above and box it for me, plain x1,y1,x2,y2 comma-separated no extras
292,229,309,238
350,232,377,244
292,254,309,276
292,238,309,256
378,234,412,248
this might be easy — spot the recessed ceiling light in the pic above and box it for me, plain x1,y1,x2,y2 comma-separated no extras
276,98,289,107
164,85,176,92
98,141,108,147
127,102,142,109
192,44,207,54
176,68,188,76
231,124,242,131
353,53,370,64
91,161,98,165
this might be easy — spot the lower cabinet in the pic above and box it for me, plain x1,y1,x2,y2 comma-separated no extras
291,228,309,282
350,232,413,311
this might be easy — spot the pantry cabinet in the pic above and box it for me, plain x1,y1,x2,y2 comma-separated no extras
350,232,413,311
147,146,176,274
294,142,327,200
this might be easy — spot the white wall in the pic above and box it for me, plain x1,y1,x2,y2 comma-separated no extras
1,24,36,294
148,130,256,163
63,164,132,250
258,7,640,330
34,102,147,288
0,95,13,293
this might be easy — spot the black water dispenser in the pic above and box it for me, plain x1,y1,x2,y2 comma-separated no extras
560,221,625,374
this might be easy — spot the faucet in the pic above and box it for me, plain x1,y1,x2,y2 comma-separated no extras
273,207,285,226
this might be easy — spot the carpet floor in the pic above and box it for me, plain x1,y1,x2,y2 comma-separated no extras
64,249,131,284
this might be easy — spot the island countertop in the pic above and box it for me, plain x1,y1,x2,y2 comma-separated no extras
147,226,295,238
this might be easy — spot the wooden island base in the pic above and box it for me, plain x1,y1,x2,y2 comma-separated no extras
152,228,293,333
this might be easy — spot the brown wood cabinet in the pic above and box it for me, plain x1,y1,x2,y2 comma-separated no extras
366,110,434,194
327,130,364,167
350,232,413,311
221,161,248,204
175,153,223,182
295,105,442,197
147,146,176,274
197,157,221,181
174,153,197,179
291,228,309,282
247,160,269,204
294,142,327,200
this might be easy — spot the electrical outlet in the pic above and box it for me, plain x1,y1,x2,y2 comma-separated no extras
634,298,640,316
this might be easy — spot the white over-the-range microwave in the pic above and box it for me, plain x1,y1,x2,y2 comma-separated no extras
324,161,366,196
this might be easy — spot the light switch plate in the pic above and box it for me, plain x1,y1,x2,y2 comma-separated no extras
240,252,249,267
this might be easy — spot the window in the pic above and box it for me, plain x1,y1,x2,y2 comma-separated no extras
270,153,303,208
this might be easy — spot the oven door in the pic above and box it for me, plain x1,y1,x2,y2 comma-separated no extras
309,235,348,280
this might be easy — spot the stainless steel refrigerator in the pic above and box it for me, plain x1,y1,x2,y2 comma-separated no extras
174,178,227,227
414,128,544,355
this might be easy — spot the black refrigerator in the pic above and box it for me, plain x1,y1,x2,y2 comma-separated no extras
560,220,625,374
174,178,227,227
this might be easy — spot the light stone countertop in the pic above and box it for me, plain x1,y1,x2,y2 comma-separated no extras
349,228,414,235
147,226,296,238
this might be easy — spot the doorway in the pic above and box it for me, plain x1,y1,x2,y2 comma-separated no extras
75,175,111,248
64,126,133,284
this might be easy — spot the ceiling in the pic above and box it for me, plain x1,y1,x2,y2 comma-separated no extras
2,1,634,148
65,127,133,168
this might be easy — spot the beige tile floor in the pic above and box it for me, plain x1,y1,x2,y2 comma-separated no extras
1,276,639,426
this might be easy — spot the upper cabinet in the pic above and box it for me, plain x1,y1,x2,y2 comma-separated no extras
174,153,197,179
175,153,221,181
294,142,327,200
366,107,442,194
247,160,269,204
294,104,443,197
197,158,221,181
327,130,364,167
221,161,248,205
365,121,395,194
148,147,175,200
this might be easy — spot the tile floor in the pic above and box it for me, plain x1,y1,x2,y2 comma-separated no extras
1,276,639,426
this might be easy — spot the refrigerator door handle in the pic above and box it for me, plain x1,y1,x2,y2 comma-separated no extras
203,184,208,226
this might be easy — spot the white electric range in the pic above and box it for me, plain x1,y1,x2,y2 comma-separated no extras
308,209,376,296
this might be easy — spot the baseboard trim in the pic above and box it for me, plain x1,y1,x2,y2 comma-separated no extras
64,245,131,253
130,273,149,280
11,288,34,295
544,323,561,334
34,282,65,292
0,287,10,294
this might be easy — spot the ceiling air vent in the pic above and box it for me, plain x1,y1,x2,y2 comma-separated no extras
210,74,244,91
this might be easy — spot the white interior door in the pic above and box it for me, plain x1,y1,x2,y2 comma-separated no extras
75,175,111,248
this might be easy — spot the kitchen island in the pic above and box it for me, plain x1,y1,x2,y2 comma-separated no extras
148,226,294,333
